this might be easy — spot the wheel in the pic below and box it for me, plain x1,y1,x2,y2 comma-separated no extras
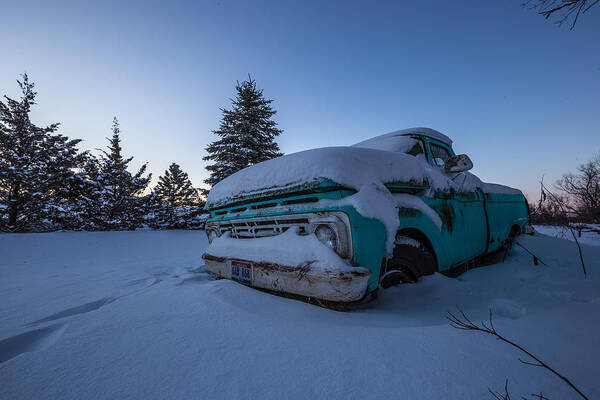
501,225,521,261
379,235,437,288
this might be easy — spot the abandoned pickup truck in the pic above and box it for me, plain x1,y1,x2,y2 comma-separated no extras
203,127,530,303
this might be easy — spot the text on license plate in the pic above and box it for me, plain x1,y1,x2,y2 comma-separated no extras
231,260,252,285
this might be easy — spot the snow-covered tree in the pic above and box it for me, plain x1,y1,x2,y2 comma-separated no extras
71,154,107,230
203,76,283,190
155,163,200,206
0,74,87,232
91,118,152,230
153,163,203,229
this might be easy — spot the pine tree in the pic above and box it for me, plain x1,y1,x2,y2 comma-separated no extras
93,118,152,230
0,74,87,232
203,76,283,189
153,163,202,229
155,163,200,206
75,154,105,230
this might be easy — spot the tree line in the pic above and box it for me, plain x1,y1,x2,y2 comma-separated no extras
529,155,600,226
0,74,283,232
5,71,596,234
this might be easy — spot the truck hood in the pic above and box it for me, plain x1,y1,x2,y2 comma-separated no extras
206,146,443,209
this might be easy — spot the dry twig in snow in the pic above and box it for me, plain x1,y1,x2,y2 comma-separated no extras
447,305,589,400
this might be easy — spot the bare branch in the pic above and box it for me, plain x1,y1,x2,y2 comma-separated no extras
522,0,599,29
489,379,512,400
514,241,549,267
584,0,600,12
519,357,544,367
529,392,551,400
489,378,552,400
447,306,589,400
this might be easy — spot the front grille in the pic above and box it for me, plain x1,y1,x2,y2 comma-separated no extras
206,212,353,259
215,216,311,238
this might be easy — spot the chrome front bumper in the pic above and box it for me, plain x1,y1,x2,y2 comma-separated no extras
202,253,371,302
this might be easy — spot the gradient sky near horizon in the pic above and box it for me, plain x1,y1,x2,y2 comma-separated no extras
1,0,599,199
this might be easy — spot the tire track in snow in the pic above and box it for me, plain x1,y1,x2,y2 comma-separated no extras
0,323,66,364
31,298,116,324
25,265,207,327
2,275,170,364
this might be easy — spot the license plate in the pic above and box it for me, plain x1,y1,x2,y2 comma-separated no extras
231,260,252,285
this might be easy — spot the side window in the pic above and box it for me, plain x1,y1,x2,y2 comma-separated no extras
406,141,424,157
430,143,451,167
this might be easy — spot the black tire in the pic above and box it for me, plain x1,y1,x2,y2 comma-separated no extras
508,225,520,242
379,235,437,289
501,225,521,261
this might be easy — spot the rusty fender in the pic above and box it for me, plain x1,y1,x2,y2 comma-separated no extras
203,253,371,302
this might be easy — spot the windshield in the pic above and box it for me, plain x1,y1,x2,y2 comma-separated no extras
430,143,452,167
353,135,424,157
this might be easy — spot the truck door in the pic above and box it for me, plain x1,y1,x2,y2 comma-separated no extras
428,141,488,264
453,190,488,262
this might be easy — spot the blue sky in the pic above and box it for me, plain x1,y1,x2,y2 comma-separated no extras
1,0,599,199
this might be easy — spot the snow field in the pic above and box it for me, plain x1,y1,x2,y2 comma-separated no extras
534,224,600,247
0,230,598,399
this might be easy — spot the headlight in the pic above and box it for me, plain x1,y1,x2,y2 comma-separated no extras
315,224,337,251
207,229,219,243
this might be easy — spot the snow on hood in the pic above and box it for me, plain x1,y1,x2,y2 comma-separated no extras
206,146,449,207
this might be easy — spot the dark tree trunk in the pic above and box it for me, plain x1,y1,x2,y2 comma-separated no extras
8,183,19,230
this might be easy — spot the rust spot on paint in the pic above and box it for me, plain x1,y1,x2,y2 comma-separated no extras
349,269,371,278
398,207,421,218
202,253,226,263
435,202,456,233
203,253,371,292
254,261,298,274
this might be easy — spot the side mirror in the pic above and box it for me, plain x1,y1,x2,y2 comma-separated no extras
444,154,473,173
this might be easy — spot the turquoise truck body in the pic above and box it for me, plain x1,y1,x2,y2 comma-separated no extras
204,129,530,298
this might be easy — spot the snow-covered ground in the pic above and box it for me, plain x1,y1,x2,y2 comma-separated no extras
0,230,598,399
534,224,600,247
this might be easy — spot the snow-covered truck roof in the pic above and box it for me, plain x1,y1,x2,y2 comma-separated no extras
353,127,452,151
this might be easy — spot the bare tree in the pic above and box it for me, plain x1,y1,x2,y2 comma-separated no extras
539,179,587,275
533,155,600,276
555,155,600,224
447,306,589,400
528,186,570,226
523,0,599,29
